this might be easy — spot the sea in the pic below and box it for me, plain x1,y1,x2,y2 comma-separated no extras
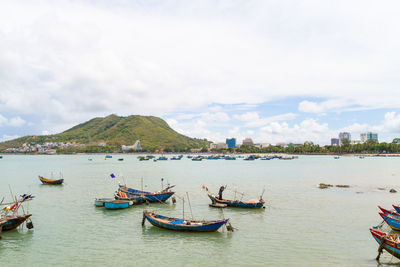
1,154,400,266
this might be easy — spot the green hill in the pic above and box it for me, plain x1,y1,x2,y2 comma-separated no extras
0,114,210,153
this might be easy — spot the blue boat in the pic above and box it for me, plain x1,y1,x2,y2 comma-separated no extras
157,156,168,161
119,185,175,203
142,210,229,232
104,200,131,209
370,228,400,260
393,204,400,214
192,157,202,161
105,155,112,158
379,206,400,219
208,194,265,208
379,212,400,231
94,197,114,207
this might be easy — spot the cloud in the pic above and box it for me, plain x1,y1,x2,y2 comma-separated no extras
0,114,26,127
233,112,297,127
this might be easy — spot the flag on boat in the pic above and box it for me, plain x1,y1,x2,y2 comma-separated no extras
110,173,116,178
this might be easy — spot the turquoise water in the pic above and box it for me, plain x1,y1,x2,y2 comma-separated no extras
1,155,400,266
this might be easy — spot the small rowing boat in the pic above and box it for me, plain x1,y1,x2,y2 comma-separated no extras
38,175,64,185
208,193,265,208
94,198,114,207
104,200,133,209
142,210,229,232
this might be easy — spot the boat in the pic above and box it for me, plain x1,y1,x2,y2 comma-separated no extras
224,156,236,160
94,197,114,207
0,155,2,159
1,214,32,231
157,156,168,161
38,175,64,185
105,155,112,158
118,158,124,161
104,200,132,209
142,210,229,232
208,193,265,208
379,206,400,219
334,156,340,159
393,204,400,214
118,185,175,203
379,212,400,231
192,157,202,161
244,156,256,161
370,228,400,260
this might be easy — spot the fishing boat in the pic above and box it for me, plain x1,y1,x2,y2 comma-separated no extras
38,175,64,185
104,200,132,210
105,155,112,159
393,204,400,214
370,228,400,260
379,213,400,231
118,158,124,161
142,210,229,232
94,197,114,207
208,194,265,208
334,156,340,159
379,206,400,219
118,185,175,203
1,214,32,231
157,156,168,161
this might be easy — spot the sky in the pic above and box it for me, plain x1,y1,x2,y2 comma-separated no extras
0,0,400,145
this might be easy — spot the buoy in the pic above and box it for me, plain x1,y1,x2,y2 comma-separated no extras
26,219,34,229
202,185,206,189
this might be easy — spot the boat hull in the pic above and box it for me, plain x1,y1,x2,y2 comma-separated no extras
208,194,264,208
379,206,400,219
393,205,400,214
104,200,131,209
2,214,32,231
119,186,175,203
94,198,114,207
370,228,400,259
39,176,64,185
143,211,228,232
380,213,400,231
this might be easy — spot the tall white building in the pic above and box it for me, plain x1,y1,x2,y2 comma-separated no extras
360,132,378,143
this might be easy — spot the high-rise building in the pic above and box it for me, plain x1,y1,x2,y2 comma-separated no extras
226,138,236,148
331,138,339,146
242,138,254,145
339,132,351,141
360,132,378,143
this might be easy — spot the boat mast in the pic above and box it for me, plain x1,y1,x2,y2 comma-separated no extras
186,192,194,220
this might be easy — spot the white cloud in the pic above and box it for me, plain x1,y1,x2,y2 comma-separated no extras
233,112,297,127
0,114,26,127
0,0,400,134
382,112,400,132
8,116,26,127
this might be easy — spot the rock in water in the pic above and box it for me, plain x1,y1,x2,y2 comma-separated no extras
336,185,350,188
390,188,397,193
319,183,333,189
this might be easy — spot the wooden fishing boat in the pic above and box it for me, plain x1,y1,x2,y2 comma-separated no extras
142,210,228,232
370,228,400,260
118,185,175,203
379,206,400,219
38,175,64,185
379,213,400,231
1,214,32,231
94,198,114,207
104,200,132,209
393,204,400,214
208,193,264,208
114,191,144,204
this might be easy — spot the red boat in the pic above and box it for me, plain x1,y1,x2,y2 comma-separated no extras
370,228,400,259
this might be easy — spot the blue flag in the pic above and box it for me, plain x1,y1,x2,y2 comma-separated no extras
110,173,116,178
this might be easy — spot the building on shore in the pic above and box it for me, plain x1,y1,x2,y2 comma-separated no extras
331,138,340,146
360,132,378,143
242,138,254,146
122,140,141,151
339,132,351,145
226,138,236,148
210,142,228,149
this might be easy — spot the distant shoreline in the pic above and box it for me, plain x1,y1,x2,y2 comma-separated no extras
2,152,400,157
